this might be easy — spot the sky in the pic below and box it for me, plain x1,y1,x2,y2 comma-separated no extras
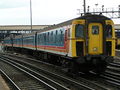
0,0,120,25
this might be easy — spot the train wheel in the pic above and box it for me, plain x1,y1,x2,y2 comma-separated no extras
67,62,79,75
94,64,106,74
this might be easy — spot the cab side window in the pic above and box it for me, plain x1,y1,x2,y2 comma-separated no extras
75,24,84,38
106,24,112,37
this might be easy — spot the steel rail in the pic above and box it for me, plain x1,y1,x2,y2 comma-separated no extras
0,57,70,90
0,55,95,90
0,54,107,90
109,62,120,67
0,69,21,90
100,71,120,87
0,58,58,90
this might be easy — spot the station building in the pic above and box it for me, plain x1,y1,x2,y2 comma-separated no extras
0,25,49,41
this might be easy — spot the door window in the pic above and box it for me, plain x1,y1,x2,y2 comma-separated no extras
92,26,99,35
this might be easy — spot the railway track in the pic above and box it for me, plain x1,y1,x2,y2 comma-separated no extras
2,52,120,89
0,56,74,90
0,59,50,90
99,58,120,89
0,69,21,90
100,71,120,87
0,54,96,90
0,52,110,90
109,62,120,68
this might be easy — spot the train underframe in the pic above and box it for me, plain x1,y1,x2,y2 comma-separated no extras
71,55,113,74
4,46,113,74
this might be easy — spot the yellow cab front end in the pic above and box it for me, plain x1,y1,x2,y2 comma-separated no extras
70,17,115,72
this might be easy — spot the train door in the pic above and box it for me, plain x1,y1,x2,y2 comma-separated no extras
88,23,103,55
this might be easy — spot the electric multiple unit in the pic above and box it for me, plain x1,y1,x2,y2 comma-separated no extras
3,14,115,74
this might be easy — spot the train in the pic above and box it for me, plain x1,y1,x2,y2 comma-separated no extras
3,13,115,74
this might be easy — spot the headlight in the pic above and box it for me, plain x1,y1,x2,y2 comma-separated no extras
93,47,97,51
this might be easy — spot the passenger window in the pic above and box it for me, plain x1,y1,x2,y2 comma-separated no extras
51,31,53,42
55,30,58,43
60,30,63,41
75,24,84,37
44,33,46,44
47,32,50,43
106,24,112,37
92,26,99,35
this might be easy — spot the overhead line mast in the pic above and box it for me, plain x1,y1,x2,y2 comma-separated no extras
83,0,86,14
79,3,120,19
30,0,32,30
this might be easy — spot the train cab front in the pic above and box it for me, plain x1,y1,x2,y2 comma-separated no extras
86,21,115,65
70,16,115,73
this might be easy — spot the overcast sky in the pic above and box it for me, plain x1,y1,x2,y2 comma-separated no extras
0,0,119,25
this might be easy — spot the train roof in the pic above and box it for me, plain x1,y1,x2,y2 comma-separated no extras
76,13,111,20
37,14,111,33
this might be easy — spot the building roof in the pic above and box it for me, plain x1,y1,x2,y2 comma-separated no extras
0,25,50,31
114,24,120,30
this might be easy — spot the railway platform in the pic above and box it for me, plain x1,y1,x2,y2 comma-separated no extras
0,75,10,90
